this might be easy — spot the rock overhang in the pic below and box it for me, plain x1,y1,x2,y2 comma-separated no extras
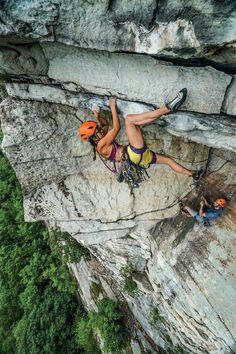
0,0,236,64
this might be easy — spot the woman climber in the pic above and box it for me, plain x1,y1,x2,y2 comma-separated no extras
78,88,203,182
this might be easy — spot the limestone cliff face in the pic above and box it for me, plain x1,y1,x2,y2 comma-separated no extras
0,1,236,353
0,0,236,66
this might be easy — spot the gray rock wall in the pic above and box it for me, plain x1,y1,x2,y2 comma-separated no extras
1,94,236,354
1,0,236,64
0,1,236,353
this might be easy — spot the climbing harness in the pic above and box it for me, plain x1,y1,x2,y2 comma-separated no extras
98,144,150,189
117,147,150,189
116,157,150,189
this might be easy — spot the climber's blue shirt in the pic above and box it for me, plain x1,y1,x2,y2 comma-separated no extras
194,207,223,222
204,207,223,221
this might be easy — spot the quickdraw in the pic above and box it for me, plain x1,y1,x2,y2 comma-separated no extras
115,148,150,189
97,144,150,189
117,158,150,189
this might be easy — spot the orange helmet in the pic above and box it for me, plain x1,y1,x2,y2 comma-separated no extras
78,121,97,142
215,198,227,208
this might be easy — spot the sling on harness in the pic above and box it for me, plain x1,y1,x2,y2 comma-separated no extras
115,156,149,189
98,145,150,189
115,147,150,189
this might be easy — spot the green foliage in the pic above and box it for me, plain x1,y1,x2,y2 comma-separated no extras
167,345,184,354
121,265,138,296
14,289,79,354
149,307,163,327
90,281,103,300
75,298,129,354
96,298,124,321
46,228,90,264
90,298,129,354
0,139,89,353
75,317,101,354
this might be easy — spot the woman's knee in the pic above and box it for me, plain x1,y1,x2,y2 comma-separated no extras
125,114,134,127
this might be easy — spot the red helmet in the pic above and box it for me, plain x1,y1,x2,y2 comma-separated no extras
78,121,97,142
215,198,227,208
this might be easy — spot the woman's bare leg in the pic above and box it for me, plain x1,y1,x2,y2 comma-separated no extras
156,154,193,177
125,106,169,148
125,106,170,126
124,87,186,136
181,206,193,217
122,91,197,178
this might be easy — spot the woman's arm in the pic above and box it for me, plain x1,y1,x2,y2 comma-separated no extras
109,98,120,132
201,196,211,208
199,201,206,217
97,98,120,150
93,109,109,135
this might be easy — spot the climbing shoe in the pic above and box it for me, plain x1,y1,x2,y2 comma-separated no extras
192,168,204,181
166,88,187,112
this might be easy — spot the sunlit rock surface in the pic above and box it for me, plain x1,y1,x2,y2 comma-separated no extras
0,1,236,353
1,44,233,114
1,96,236,354
0,0,236,64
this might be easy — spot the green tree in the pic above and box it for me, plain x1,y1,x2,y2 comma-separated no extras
0,131,91,353
75,317,101,354
14,289,79,354
75,298,129,354
90,299,129,354
121,265,138,296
